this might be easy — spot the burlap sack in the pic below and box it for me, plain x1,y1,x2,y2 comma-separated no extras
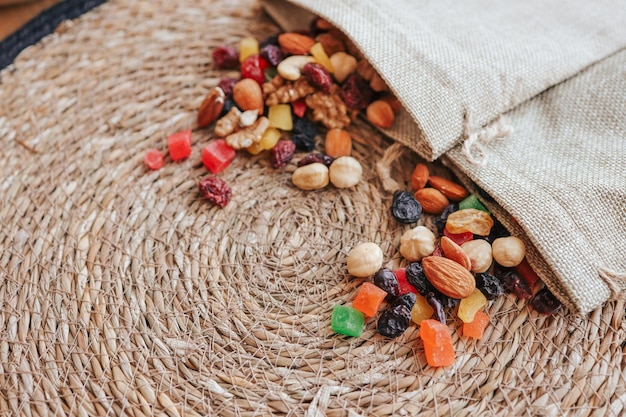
263,0,626,314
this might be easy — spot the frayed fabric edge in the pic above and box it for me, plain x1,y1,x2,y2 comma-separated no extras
461,114,513,166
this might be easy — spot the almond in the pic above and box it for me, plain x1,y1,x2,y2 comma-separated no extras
366,100,394,128
380,94,403,114
325,128,352,157
232,78,264,115
197,87,225,128
422,256,476,299
440,236,472,271
428,175,469,201
411,163,429,191
414,188,449,215
278,33,316,55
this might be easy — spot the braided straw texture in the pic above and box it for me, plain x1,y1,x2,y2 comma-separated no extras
0,1,624,416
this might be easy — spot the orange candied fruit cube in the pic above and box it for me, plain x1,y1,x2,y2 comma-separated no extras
420,319,455,367
352,282,387,317
462,310,490,339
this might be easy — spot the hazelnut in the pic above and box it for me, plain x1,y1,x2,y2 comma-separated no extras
399,226,436,262
292,163,329,190
461,240,493,273
347,242,384,277
329,156,362,188
492,236,526,267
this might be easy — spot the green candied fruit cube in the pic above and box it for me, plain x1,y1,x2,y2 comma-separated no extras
331,305,365,337
459,194,489,213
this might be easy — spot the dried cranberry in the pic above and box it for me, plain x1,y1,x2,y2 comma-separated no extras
259,44,284,67
531,288,562,315
373,268,400,301
270,140,296,169
297,153,334,167
240,54,269,84
476,272,505,300
498,267,533,299
340,74,373,110
198,176,232,208
391,190,422,224
217,77,237,97
302,63,333,92
212,46,239,70
377,304,412,338
291,133,316,151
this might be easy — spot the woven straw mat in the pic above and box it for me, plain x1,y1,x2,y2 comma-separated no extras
0,1,624,416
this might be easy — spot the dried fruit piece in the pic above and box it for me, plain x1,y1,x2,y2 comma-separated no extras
340,74,373,111
353,282,388,317
492,236,526,267
309,42,334,73
395,268,418,296
325,128,352,157
292,162,330,190
443,228,473,246
293,116,318,139
411,293,434,324
144,149,164,170
514,258,540,288
167,130,192,161
426,292,447,323
346,242,384,278
405,262,435,296
213,45,239,69
422,256,476,299
239,37,259,62
240,54,269,85
302,62,333,92
278,32,316,55
270,140,296,169
440,236,472,270
373,268,399,300
414,188,449,215
201,139,235,174
218,78,237,97
391,190,422,224
531,288,563,315
268,104,293,130
256,127,281,151
197,87,226,128
366,100,395,128
232,78,264,115
499,267,533,299
459,194,489,212
259,44,284,67
377,304,412,338
457,289,487,323
463,311,490,339
291,99,307,118
297,153,334,167
420,319,455,367
428,176,469,201
411,163,429,191
331,304,364,337
400,226,436,262
198,176,232,208
475,273,505,300
446,208,494,236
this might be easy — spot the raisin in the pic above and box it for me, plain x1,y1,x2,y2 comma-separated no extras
373,268,399,300
270,140,296,169
219,97,237,117
291,133,316,151
391,190,422,224
259,44,284,67
259,35,279,48
240,54,269,84
498,266,533,299
340,74,373,111
446,209,494,236
485,218,510,243
531,288,562,315
377,304,412,338
434,203,458,234
475,272,505,300
217,77,237,97
391,293,417,310
426,293,446,324
302,63,333,92
440,296,460,309
293,116,318,139
297,153,334,168
198,176,232,208
212,45,239,69
405,262,435,296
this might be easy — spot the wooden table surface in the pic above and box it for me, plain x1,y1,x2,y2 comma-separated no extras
0,0,60,41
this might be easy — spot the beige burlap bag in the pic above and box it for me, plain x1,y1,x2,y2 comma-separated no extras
263,0,626,314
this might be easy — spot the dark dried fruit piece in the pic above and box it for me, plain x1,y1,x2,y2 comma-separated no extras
270,140,296,169
259,35,279,48
297,153,334,167
212,45,239,69
302,62,333,92
498,267,533,299
377,304,412,338
531,288,562,315
218,77,237,97
373,268,399,300
485,218,510,243
199,176,232,208
219,97,236,118
391,293,417,310
426,293,446,324
259,44,284,67
475,272,505,300
340,74,373,111
391,190,422,224
434,203,458,234
293,116,318,139
291,133,316,151
405,262,435,296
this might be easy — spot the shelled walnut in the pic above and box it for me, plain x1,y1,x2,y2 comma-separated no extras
263,76,316,106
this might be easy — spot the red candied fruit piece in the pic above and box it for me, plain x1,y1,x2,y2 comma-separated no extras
292,99,307,118
515,257,540,288
352,282,388,317
198,176,232,208
443,227,473,246
167,130,192,161
394,268,418,296
202,139,236,174
212,46,239,70
302,63,333,92
144,149,164,170
241,54,269,85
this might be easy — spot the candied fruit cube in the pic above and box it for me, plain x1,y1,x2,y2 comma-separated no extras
292,99,307,118
353,282,387,317
310,42,334,73
167,130,192,161
144,149,164,170
331,305,364,337
239,37,259,62
268,104,293,131
443,227,473,246
423,341,455,367
457,289,487,323
462,311,490,339
411,293,434,324
394,268,419,296
202,139,235,174
459,194,489,213
420,319,455,367
258,127,281,150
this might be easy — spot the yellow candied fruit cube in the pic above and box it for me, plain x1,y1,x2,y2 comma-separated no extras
268,105,293,131
457,289,487,323
239,37,259,62
258,127,282,150
310,42,334,73
411,293,435,324
245,142,264,155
